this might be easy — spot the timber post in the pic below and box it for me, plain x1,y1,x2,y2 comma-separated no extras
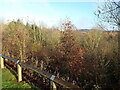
50,75,57,90
17,60,22,82
52,82,57,90
0,57,4,69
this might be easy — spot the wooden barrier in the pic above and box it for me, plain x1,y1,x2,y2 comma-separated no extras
0,54,80,89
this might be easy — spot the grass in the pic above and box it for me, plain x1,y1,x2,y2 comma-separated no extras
1,68,39,89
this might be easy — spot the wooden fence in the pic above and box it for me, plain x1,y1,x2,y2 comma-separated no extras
0,54,80,89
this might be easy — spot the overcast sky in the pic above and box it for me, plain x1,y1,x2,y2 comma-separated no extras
1,0,118,29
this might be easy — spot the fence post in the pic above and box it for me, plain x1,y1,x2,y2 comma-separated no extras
52,82,57,90
50,75,57,90
5,58,8,62
0,57,4,69
17,61,22,82
50,81,57,90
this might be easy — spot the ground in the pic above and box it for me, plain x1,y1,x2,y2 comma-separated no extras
1,68,39,89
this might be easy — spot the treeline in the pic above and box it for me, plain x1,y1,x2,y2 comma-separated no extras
1,19,119,89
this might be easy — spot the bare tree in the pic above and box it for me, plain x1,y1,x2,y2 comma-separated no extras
96,0,120,29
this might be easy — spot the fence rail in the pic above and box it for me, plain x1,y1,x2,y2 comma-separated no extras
0,54,80,89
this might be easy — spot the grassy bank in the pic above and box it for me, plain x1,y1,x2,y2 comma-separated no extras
2,68,39,89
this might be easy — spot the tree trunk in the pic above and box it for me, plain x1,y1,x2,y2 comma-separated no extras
35,56,38,67
40,60,43,70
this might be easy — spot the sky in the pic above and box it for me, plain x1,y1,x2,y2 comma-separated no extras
0,0,101,29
